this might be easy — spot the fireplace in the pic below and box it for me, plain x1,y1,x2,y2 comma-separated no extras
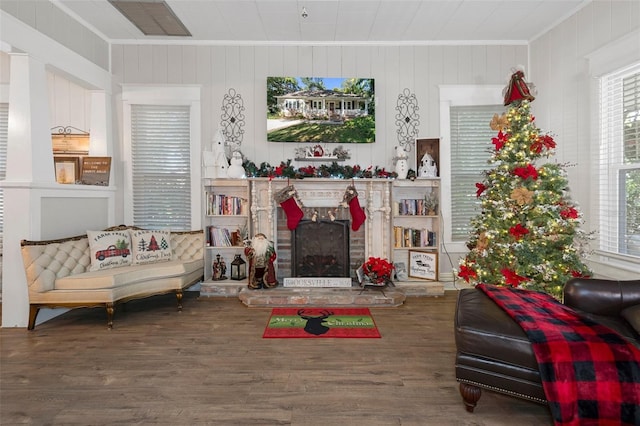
250,179,390,282
292,219,350,277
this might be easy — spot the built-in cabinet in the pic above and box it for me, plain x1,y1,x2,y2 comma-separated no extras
391,178,440,282
203,177,440,285
203,179,250,283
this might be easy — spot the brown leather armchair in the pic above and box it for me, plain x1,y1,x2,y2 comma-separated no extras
454,278,640,412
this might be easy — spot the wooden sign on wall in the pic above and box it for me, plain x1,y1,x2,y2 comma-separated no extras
81,157,111,186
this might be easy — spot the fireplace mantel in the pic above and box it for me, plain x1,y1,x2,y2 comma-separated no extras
249,178,392,262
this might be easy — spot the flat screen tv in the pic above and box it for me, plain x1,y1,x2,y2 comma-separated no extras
267,77,375,144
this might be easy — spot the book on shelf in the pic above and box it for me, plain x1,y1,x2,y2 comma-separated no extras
207,226,228,247
393,226,437,248
206,193,248,216
393,199,433,216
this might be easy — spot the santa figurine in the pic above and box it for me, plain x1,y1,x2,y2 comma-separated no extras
244,233,278,289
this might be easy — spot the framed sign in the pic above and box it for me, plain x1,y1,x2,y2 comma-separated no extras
81,157,111,186
54,157,80,184
408,250,438,281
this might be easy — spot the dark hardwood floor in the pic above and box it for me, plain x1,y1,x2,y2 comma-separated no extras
0,291,552,425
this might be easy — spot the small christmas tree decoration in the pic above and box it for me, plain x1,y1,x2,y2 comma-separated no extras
342,185,366,231
274,184,304,230
457,69,591,299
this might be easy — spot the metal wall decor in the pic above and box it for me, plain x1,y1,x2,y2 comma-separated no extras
395,88,420,151
51,125,89,136
220,88,245,156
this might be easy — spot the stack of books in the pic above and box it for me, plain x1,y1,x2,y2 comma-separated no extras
206,193,248,216
393,226,437,248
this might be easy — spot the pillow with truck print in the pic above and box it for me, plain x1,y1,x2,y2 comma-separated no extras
129,229,172,265
87,230,133,271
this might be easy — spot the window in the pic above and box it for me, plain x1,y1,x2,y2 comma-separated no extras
131,105,191,230
450,105,504,241
439,85,503,252
598,62,640,258
122,86,201,231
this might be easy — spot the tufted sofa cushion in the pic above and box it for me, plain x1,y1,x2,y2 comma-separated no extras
55,259,202,290
170,230,204,261
22,236,91,293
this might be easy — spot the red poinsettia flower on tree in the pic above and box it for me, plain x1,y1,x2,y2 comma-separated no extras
509,223,529,240
458,264,478,282
501,268,530,287
476,182,487,197
560,206,579,219
513,164,538,180
530,134,556,154
492,131,509,151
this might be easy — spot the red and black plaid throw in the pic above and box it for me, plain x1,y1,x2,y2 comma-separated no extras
477,283,640,426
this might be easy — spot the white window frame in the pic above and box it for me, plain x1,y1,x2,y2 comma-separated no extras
598,64,640,260
587,30,640,276
121,85,202,230
439,85,503,254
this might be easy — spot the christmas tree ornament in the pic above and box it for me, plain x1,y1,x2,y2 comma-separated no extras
274,184,304,230
342,185,366,231
490,113,508,131
503,67,536,106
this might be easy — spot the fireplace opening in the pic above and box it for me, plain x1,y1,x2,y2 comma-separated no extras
292,220,350,277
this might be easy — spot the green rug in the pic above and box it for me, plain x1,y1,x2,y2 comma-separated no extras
263,307,381,338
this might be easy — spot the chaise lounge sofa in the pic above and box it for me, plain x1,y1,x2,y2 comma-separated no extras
20,225,204,330
454,278,640,412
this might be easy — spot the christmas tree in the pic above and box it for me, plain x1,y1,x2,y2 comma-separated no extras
456,69,591,299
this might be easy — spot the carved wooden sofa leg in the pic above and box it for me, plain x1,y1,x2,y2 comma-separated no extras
28,305,41,330
459,382,482,413
176,290,184,311
106,303,115,329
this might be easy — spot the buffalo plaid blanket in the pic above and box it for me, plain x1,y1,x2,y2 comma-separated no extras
477,283,640,426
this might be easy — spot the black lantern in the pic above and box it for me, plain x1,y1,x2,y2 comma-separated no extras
230,254,246,281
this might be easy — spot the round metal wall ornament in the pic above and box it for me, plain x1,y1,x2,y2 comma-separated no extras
395,88,420,152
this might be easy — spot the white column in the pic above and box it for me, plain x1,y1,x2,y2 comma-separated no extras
6,54,53,183
2,53,52,327
89,91,111,156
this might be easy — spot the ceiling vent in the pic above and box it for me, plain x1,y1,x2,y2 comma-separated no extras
108,0,191,37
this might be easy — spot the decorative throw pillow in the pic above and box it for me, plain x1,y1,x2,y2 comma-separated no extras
87,230,133,271
129,229,172,265
621,304,640,334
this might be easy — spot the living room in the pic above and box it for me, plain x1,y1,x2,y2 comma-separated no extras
0,0,639,423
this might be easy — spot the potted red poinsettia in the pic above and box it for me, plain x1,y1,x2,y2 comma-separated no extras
361,256,395,285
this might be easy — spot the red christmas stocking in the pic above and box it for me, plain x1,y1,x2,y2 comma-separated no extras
275,185,304,230
343,185,366,231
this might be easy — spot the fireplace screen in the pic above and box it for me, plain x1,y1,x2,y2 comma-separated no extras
292,220,350,277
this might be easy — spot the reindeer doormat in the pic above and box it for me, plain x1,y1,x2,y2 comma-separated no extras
263,307,381,338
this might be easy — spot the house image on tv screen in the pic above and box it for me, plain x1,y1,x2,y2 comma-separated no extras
267,77,375,144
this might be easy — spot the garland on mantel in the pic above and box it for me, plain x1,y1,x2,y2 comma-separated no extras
243,159,417,180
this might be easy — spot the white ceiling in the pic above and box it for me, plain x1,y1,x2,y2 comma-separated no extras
54,0,591,45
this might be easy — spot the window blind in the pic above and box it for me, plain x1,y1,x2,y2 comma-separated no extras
0,103,7,251
599,62,640,257
131,104,191,230
450,104,504,241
